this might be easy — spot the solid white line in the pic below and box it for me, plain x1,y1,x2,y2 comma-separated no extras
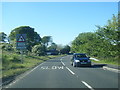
23,62,44,77
3,62,45,88
66,67,75,75
82,81,94,90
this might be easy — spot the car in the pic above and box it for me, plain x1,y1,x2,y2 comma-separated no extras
71,53,91,67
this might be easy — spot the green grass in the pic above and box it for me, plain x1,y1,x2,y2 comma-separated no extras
91,57,120,66
2,51,64,80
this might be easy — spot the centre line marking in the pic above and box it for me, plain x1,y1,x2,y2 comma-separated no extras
81,81,94,90
61,61,65,66
66,67,75,75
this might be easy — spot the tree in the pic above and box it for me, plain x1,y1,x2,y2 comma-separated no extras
95,14,119,57
32,44,46,56
71,32,100,56
41,36,52,47
56,44,64,51
71,14,119,59
0,32,7,43
47,42,57,50
9,26,41,51
60,45,71,54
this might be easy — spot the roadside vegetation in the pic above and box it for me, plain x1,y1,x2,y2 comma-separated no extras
1,50,63,81
0,27,70,83
71,14,120,66
0,13,119,83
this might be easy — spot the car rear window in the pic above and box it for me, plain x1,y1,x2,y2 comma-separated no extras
75,54,87,58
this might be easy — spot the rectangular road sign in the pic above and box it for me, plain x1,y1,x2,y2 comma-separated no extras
16,34,26,50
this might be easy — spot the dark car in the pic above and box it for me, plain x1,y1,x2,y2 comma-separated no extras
71,53,91,67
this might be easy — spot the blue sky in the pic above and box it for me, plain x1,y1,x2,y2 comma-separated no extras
2,2,118,45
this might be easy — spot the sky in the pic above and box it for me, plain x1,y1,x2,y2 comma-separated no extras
2,2,118,45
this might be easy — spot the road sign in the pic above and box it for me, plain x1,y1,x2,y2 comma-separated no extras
18,35,25,42
17,34,26,42
16,34,26,50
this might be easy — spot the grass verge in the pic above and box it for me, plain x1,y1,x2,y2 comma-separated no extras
91,57,120,66
1,51,64,84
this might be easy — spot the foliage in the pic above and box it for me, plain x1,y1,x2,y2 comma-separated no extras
2,50,64,79
9,26,41,51
32,44,46,56
60,45,70,54
1,43,13,51
0,32,7,42
41,36,52,47
71,14,119,64
56,44,64,51
47,42,57,50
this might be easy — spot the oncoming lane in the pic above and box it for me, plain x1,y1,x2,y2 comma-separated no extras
60,55,119,89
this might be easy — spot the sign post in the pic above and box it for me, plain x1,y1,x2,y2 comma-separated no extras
16,34,26,64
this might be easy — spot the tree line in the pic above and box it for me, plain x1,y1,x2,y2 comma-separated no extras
71,14,119,63
0,26,70,56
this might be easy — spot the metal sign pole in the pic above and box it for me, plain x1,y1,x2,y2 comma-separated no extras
20,50,23,64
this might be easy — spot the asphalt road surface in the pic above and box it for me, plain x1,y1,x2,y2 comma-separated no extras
3,55,119,89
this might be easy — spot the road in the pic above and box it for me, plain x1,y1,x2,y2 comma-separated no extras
3,55,119,89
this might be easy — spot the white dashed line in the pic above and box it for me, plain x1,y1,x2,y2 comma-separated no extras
66,67,75,75
60,58,65,66
82,81,94,90
61,61,65,66
60,57,75,75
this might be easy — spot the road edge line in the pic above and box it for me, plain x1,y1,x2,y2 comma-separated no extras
2,62,45,88
103,66,120,73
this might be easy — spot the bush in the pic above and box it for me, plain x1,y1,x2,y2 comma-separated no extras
32,44,46,56
11,64,25,69
2,55,9,64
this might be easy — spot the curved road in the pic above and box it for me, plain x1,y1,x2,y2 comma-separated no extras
3,55,119,89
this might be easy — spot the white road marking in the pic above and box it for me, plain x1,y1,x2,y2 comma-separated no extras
3,62,46,88
60,58,65,66
61,61,65,66
90,58,99,61
60,57,75,75
82,81,94,90
25,62,45,75
66,67,75,75
103,66,120,73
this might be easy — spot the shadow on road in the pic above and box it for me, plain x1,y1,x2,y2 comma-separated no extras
91,64,107,68
76,64,107,68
